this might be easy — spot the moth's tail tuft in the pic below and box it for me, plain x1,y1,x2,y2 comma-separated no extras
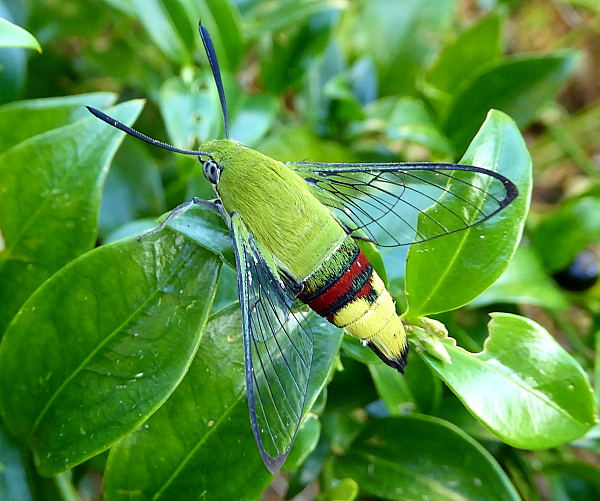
367,340,409,374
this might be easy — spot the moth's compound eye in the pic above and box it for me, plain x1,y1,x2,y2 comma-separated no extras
202,159,220,184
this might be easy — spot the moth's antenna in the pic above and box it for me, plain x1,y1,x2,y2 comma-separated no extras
86,106,212,157
199,22,230,139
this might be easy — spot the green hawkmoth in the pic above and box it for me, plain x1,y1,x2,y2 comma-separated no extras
88,23,518,474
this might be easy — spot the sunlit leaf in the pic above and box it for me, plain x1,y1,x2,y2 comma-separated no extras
0,231,220,475
0,18,41,52
420,313,597,449
405,110,531,317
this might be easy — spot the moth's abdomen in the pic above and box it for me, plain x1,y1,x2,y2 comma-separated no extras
299,239,409,373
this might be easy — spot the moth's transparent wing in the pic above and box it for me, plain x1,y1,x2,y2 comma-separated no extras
230,212,314,474
290,162,518,247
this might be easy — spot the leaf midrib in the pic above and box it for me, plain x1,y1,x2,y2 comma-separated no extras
29,242,198,438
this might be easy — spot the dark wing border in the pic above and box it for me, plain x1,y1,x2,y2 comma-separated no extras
290,161,518,247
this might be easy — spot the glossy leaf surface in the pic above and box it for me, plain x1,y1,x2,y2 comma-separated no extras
103,307,342,501
334,415,521,501
0,99,142,336
404,110,531,318
0,231,220,475
420,313,596,448
0,93,115,153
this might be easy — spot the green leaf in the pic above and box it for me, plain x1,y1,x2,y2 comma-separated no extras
334,415,521,501
101,304,265,501
368,350,442,416
529,196,600,272
0,231,221,476
469,245,569,310
258,10,335,95
404,110,532,317
98,140,166,241
159,71,224,150
128,0,243,69
367,364,413,416
210,265,239,314
443,51,580,153
323,478,359,501
0,18,41,52
258,126,356,163
0,93,116,154
283,414,321,472
103,306,343,500
426,12,503,97
0,99,144,337
545,459,600,498
129,0,191,65
345,0,454,97
343,336,442,415
385,97,452,154
229,93,278,148
194,0,244,71
323,74,366,123
420,313,597,449
95,0,136,15
165,204,235,269
245,0,344,39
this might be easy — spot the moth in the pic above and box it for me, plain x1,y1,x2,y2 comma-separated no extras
88,23,518,474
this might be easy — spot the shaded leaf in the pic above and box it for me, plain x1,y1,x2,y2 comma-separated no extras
469,245,569,310
228,93,278,148
128,0,243,69
98,140,166,241
443,52,579,153
529,196,600,272
159,71,224,150
334,415,521,501
283,414,321,472
129,0,191,65
245,0,346,40
347,0,453,97
426,12,503,97
0,100,144,336
385,97,452,154
166,204,235,269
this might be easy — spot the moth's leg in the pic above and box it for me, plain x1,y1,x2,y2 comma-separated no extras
138,197,222,240
213,200,232,230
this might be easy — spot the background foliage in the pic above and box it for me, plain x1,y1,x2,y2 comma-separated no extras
0,0,600,500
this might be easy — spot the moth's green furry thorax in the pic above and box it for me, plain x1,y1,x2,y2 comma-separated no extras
201,139,345,280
